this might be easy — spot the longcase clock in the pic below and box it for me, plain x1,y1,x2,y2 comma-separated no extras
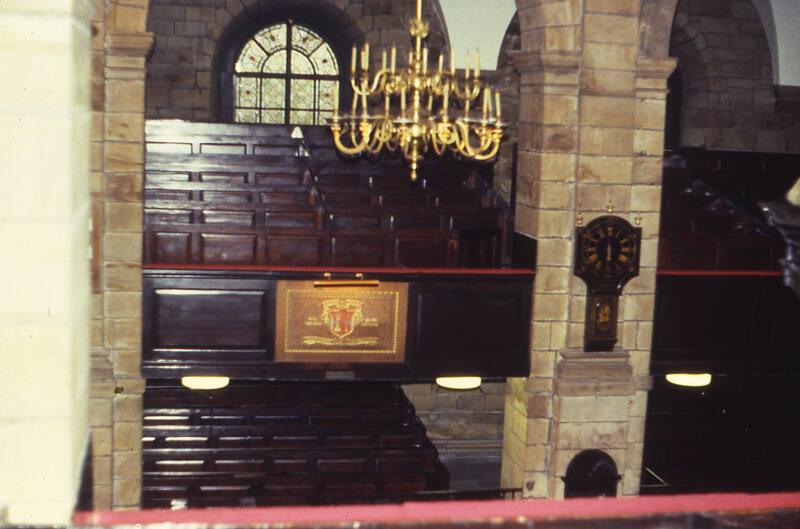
574,215,642,352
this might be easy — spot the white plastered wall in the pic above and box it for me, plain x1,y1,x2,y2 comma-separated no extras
762,0,800,86
438,0,516,69
0,0,93,523
440,0,800,85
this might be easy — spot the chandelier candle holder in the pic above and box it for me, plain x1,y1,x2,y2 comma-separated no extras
327,0,505,181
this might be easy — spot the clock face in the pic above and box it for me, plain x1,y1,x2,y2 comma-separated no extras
582,224,637,278
575,215,642,286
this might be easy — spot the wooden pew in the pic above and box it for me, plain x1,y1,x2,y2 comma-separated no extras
141,382,450,508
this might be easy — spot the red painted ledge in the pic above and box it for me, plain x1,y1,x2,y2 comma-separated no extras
73,492,800,527
143,264,536,276
658,269,782,277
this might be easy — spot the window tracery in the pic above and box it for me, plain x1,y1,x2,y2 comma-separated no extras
234,22,339,125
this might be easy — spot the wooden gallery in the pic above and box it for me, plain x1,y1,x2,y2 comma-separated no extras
2,0,800,523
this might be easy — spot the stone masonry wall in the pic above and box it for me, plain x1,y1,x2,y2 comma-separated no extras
145,0,448,120
89,0,152,510
493,14,522,204
500,0,676,498
671,0,800,151
403,383,505,461
88,3,111,509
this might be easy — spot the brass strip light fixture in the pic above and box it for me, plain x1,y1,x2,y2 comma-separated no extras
327,0,505,181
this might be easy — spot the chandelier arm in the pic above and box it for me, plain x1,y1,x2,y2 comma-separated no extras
370,118,399,153
452,120,478,157
451,122,497,159
450,80,480,101
366,69,391,94
366,126,387,153
457,126,502,161
430,130,446,156
333,125,373,156
470,139,502,161
348,120,360,147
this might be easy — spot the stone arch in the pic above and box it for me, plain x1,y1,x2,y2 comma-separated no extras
146,0,450,121
514,0,581,54
669,0,782,150
427,0,451,51
639,0,681,58
563,450,621,498
493,13,521,202
211,1,365,123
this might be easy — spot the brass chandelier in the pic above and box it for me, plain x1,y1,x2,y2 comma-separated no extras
327,0,505,181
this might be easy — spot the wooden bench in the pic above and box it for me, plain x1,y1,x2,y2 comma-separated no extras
144,225,331,266
142,382,450,508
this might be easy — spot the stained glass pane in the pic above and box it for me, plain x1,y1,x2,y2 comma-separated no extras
290,110,314,125
253,24,287,55
264,50,287,74
291,25,323,56
310,45,338,76
319,80,338,112
291,50,314,75
262,78,286,110
235,76,258,108
235,41,267,73
236,109,259,123
291,79,314,110
317,110,334,125
261,109,285,124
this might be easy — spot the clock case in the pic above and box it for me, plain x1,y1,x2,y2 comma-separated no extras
574,215,642,352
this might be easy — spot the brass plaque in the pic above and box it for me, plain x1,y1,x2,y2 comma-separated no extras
275,281,408,363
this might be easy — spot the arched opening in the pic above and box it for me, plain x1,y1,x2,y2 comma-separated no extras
230,21,340,125
214,4,360,124
563,450,620,498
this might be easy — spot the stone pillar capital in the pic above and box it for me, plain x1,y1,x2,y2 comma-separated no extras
636,56,678,96
104,31,154,59
555,350,637,397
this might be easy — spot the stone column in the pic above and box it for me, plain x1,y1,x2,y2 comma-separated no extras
501,47,582,498
502,0,676,498
90,0,152,510
0,0,97,522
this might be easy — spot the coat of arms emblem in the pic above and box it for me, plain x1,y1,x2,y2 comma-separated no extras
277,280,407,357
321,299,364,339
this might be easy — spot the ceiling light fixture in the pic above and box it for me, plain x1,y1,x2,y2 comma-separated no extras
328,0,505,181
436,376,482,390
666,373,712,387
181,376,230,390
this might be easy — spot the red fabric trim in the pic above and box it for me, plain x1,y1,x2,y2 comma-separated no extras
658,269,782,277
143,264,536,276
73,492,800,526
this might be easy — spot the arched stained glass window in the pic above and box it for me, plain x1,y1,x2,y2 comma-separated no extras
234,22,340,125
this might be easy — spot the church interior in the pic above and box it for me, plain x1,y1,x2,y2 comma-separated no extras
2,0,800,524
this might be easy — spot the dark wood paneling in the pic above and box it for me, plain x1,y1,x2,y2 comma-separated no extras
651,275,799,374
142,268,532,380
150,232,192,263
645,274,800,495
143,276,275,366
145,120,514,269
410,282,529,373
200,234,258,264
266,233,328,266
153,290,267,348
